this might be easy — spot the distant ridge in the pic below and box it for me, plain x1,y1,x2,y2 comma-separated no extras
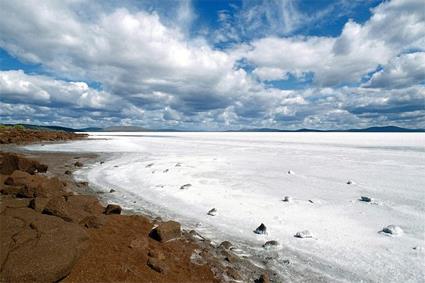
2,124,424,133
228,126,425,132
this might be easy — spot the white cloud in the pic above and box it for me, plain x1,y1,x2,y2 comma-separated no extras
241,0,425,86
363,52,425,88
0,70,120,109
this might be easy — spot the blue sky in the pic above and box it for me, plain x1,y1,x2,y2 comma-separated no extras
0,0,424,130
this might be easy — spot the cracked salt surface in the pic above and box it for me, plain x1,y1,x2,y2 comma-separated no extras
26,132,425,282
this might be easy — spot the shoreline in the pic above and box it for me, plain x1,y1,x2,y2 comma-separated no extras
0,130,271,282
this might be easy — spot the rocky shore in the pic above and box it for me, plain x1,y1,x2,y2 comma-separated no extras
0,128,271,282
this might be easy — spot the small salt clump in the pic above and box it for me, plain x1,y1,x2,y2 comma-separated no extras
381,225,403,236
294,230,313,238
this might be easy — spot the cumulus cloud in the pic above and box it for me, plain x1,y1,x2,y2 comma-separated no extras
0,0,424,129
241,0,425,86
363,52,425,89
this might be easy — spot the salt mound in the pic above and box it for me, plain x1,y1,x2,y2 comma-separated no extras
381,225,403,236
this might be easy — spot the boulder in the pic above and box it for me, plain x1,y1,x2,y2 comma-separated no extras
254,223,267,235
381,225,403,236
147,257,167,273
218,241,232,250
64,170,72,175
28,197,50,212
207,208,217,216
294,230,313,238
109,189,116,193
149,221,181,242
79,215,106,229
283,196,292,202
0,208,88,283
256,272,270,283
104,204,122,215
360,196,373,202
0,153,47,175
42,197,73,222
74,161,83,167
179,183,192,190
263,240,279,249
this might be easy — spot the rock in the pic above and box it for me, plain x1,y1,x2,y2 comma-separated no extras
283,196,292,202
221,249,238,263
0,197,31,213
254,223,267,235
308,199,314,203
347,180,354,185
263,240,279,249
104,204,122,215
163,169,169,173
287,170,294,174
360,196,373,202
79,215,106,228
149,221,181,242
109,189,116,193
147,257,167,273
129,238,147,250
226,267,242,280
207,208,217,216
294,230,313,238
28,197,50,212
175,163,182,167
381,225,403,236
100,161,104,164
42,197,73,222
64,170,72,175
179,183,192,190
145,163,154,168
74,161,83,167
0,208,88,283
147,249,166,260
256,272,270,283
0,153,47,175
218,241,232,250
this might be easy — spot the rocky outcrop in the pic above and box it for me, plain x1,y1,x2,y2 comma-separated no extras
0,127,86,145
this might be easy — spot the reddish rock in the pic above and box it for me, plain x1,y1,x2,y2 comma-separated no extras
79,215,106,229
42,197,73,222
149,221,181,242
257,272,270,283
0,208,88,283
104,204,122,215
0,153,47,175
147,257,167,273
28,197,50,212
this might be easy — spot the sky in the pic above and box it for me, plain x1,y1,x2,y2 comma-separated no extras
0,0,424,130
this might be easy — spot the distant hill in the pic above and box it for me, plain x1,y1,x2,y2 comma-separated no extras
346,126,424,132
100,126,149,132
3,124,78,132
3,124,423,133
229,126,424,133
